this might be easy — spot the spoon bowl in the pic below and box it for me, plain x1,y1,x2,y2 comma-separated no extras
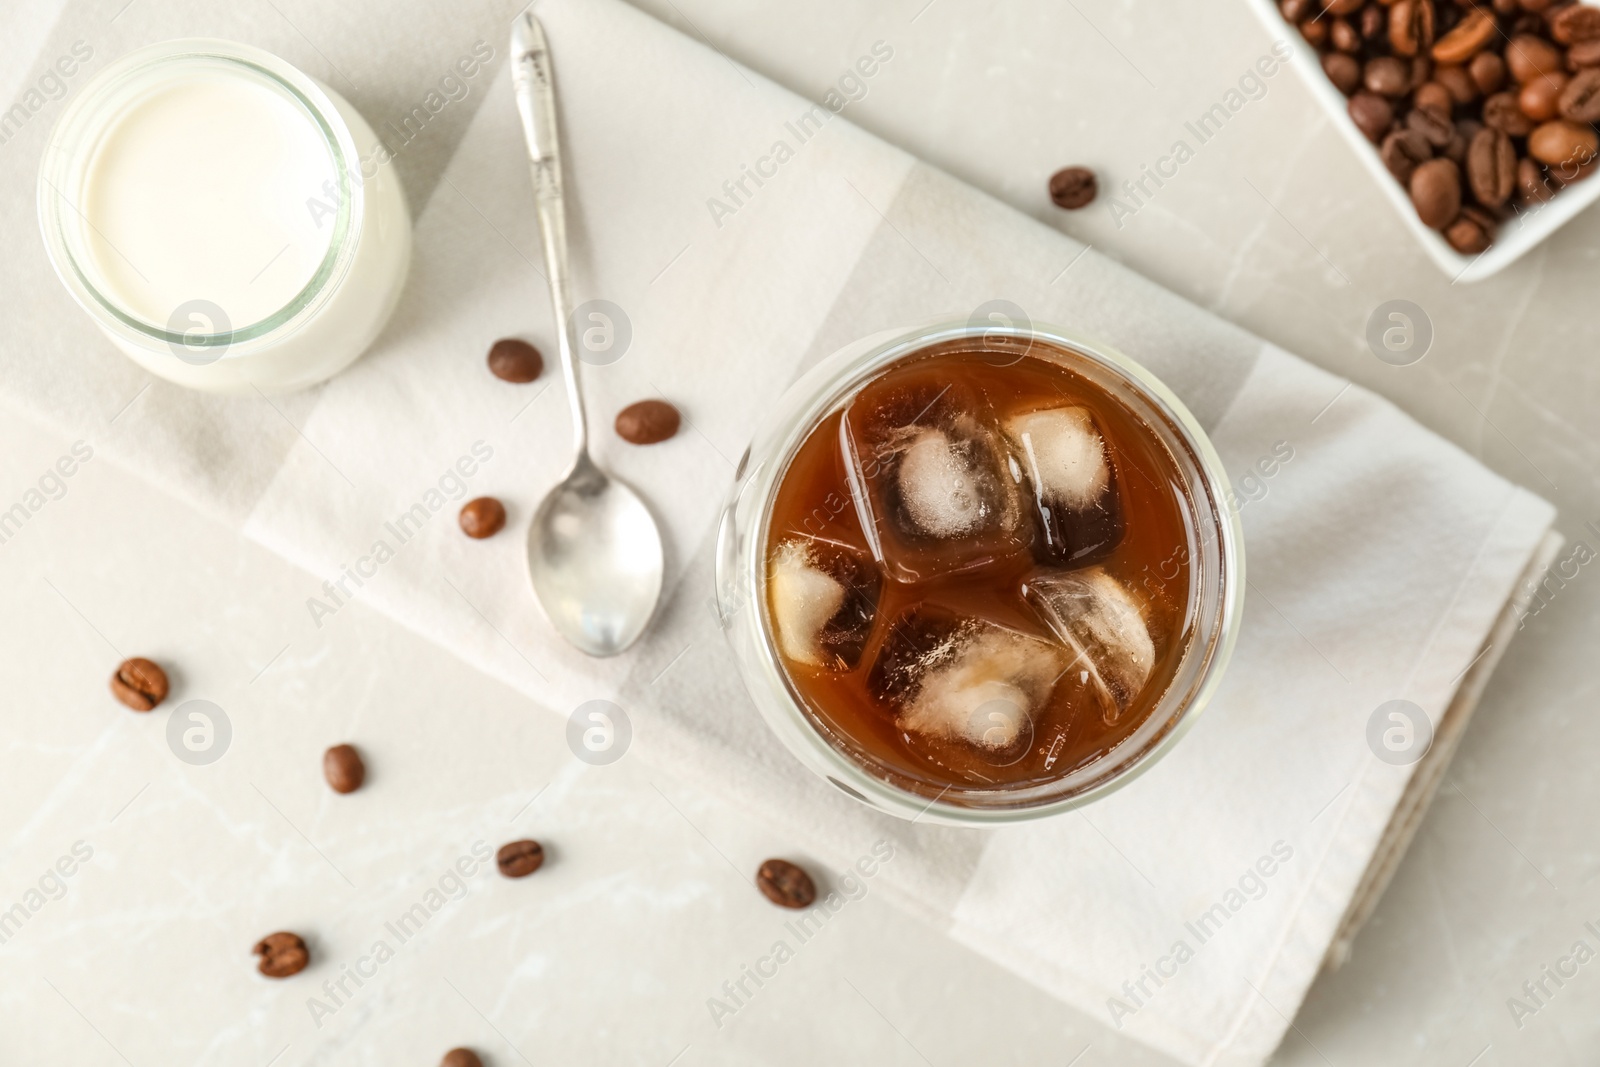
527,456,663,657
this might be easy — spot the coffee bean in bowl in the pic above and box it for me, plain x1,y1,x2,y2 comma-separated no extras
755,858,816,909
323,744,365,794
254,931,309,978
496,839,545,878
110,657,168,712
459,496,507,539
615,399,680,445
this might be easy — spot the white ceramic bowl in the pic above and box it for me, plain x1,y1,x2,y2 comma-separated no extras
1243,0,1600,282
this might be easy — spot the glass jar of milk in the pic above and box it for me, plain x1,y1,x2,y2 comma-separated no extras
38,39,411,395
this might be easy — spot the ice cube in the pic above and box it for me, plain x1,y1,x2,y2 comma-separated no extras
768,537,881,671
1002,405,1124,565
1024,567,1155,723
869,607,1068,763
841,382,1026,581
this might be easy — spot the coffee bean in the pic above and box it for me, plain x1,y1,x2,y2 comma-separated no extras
1331,18,1362,54
1484,91,1537,135
1432,8,1497,65
1366,56,1412,97
1390,0,1436,58
1568,38,1600,69
441,1051,483,1067
458,496,507,539
110,658,168,712
1410,55,1434,93
1559,67,1600,120
1519,0,1557,12
1407,105,1456,147
1382,128,1435,183
1410,157,1463,228
1349,92,1395,141
487,338,543,383
1518,156,1557,202
1281,0,1314,21
1415,81,1455,115
496,839,545,878
1470,51,1507,94
1467,126,1518,207
1520,72,1569,121
254,932,309,978
1325,52,1362,94
1529,118,1600,166
1361,3,1387,41
1324,0,1362,15
1445,210,1494,253
1436,65,1478,104
323,744,365,794
1301,17,1330,47
1048,166,1097,209
1507,34,1564,83
1550,4,1600,46
614,399,680,445
755,858,816,909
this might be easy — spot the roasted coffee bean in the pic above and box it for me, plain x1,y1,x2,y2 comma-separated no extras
1416,80,1456,115
755,858,816,909
1325,0,1363,15
1382,128,1436,183
1442,130,1469,165
1048,166,1097,209
1467,126,1518,206
1436,65,1478,104
496,839,545,878
1445,210,1494,253
1552,153,1599,187
1366,56,1413,96
110,657,168,712
458,496,506,539
1331,18,1362,53
1349,91,1396,141
1325,52,1363,94
1470,51,1507,94
1410,157,1463,228
323,744,365,794
1411,55,1435,92
1520,72,1569,121
441,1051,483,1067
1568,38,1600,69
1302,17,1330,47
1390,0,1436,57
1432,7,1497,64
487,338,543,383
1559,67,1600,120
1362,3,1387,40
1281,0,1314,20
1407,104,1457,146
1550,4,1600,46
614,399,680,444
1517,157,1554,202
1529,118,1600,166
1507,34,1564,83
1484,91,1537,134
254,932,309,978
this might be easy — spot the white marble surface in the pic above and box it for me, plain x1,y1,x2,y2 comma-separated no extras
4,1,1600,1065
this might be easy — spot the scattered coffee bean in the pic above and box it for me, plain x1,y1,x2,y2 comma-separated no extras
614,399,680,445
1551,4,1600,47
441,1050,483,1067
1530,119,1600,168
254,932,309,978
1382,128,1435,183
1410,157,1462,229
1366,56,1412,97
755,858,816,909
110,657,168,712
323,744,365,794
487,338,543,383
1047,166,1097,209
458,496,507,539
1467,126,1517,208
1324,52,1362,95
1560,68,1600,122
496,839,545,878
1349,92,1395,141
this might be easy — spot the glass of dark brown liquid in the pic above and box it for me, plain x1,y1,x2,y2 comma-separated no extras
716,322,1242,824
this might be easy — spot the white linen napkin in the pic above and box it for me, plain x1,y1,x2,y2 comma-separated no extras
0,0,1558,1062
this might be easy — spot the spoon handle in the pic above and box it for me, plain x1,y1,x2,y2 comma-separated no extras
511,13,587,455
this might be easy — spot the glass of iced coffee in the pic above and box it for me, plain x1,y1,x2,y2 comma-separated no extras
715,321,1243,825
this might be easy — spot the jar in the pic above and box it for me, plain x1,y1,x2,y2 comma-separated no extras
37,39,411,395
714,320,1245,826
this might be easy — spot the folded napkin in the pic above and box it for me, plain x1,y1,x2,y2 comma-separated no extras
0,0,1558,1062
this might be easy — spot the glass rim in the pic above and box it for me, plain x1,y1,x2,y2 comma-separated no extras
721,319,1246,826
36,38,362,358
